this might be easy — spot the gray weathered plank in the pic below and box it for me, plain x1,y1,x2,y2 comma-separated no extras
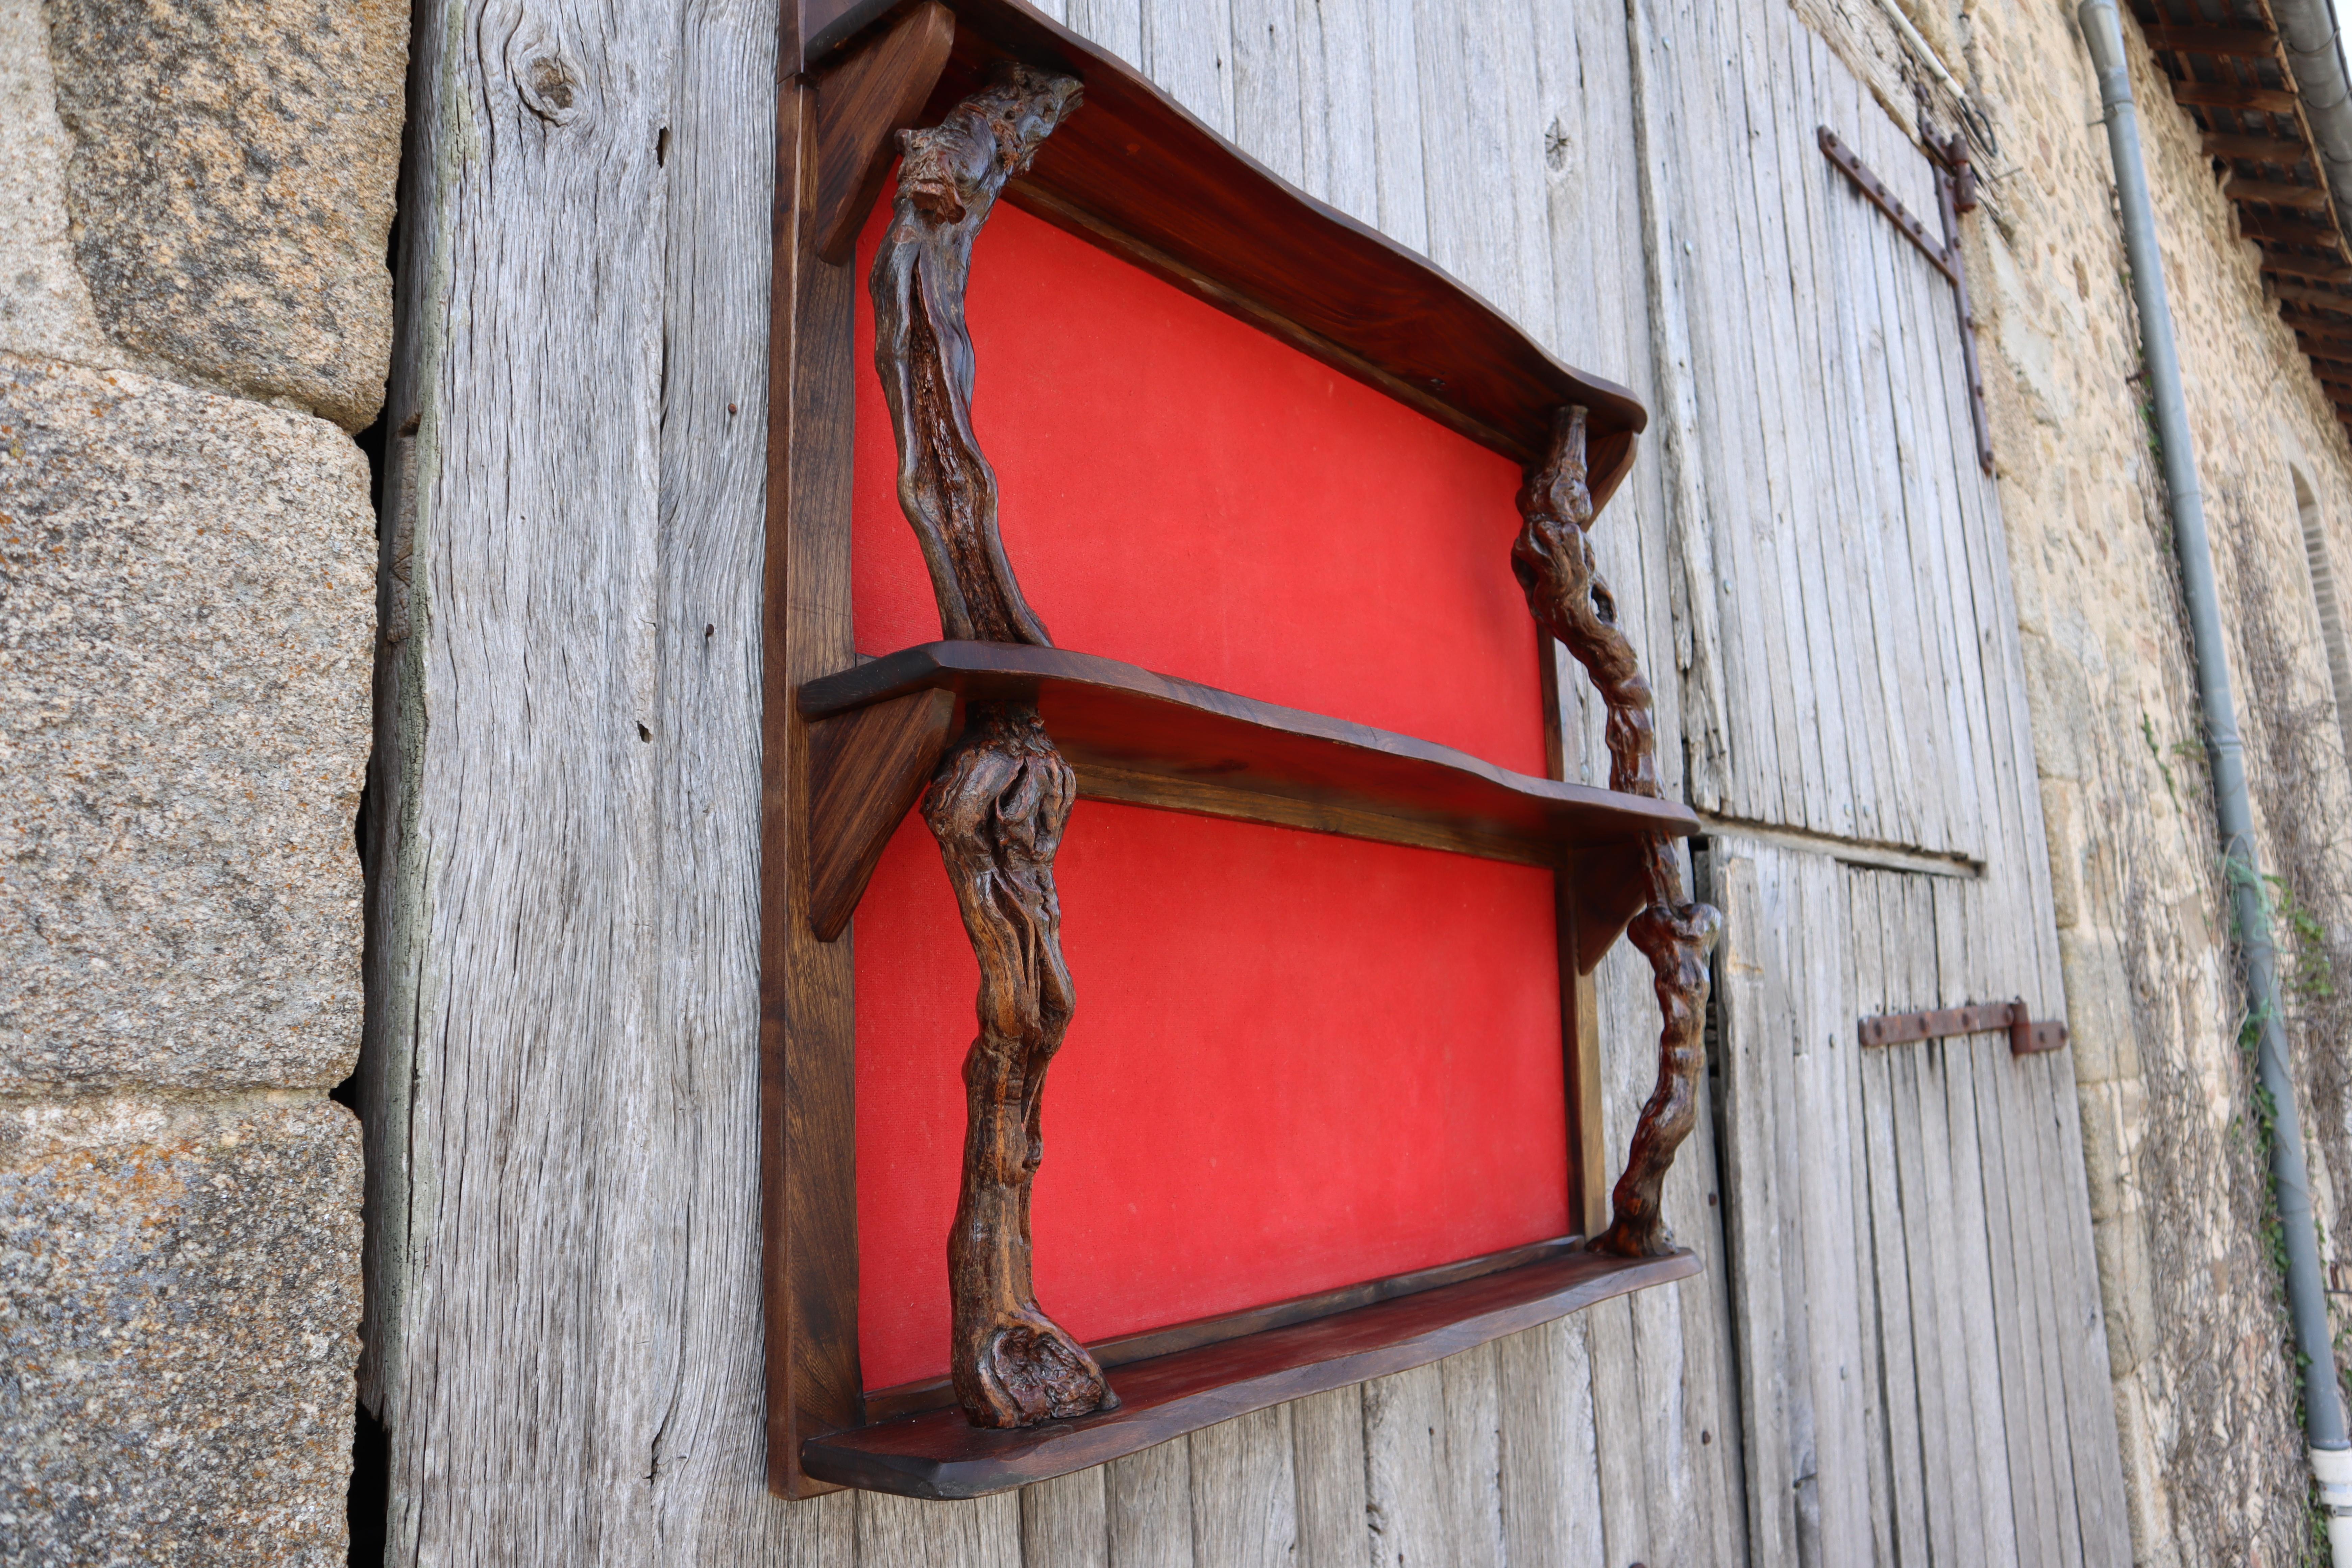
1287,1386,1369,1568
1023,1468,1110,1568
1495,1320,1607,1568
1187,1408,1298,1568
1106,1440,1197,1568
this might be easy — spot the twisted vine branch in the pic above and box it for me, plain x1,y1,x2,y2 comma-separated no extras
870,63,1112,1429
1512,406,1723,1258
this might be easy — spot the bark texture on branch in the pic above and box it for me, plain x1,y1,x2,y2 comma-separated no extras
871,63,1110,1428
1512,406,1723,1258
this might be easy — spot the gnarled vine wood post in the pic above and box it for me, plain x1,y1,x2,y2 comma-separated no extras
870,63,1112,1428
1512,406,1722,1258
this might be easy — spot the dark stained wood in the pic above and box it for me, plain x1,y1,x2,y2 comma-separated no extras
2169,80,2301,115
898,0,1647,491
802,1245,1702,1498
800,641,1697,858
806,687,957,940
2204,130,2310,162
2142,22,2279,57
2273,278,2352,311
2244,212,2349,249
2225,175,2333,212
1510,409,1721,1261
2261,256,2352,285
762,68,866,1501
862,1234,1586,1422
1539,640,1609,1240
811,2,958,264
800,0,901,66
869,65,1112,1430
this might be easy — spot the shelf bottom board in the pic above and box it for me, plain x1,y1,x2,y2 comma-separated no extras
800,1244,1700,1499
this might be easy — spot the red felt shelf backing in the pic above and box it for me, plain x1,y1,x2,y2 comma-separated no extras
849,188,1568,1392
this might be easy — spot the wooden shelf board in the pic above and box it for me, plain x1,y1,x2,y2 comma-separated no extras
797,0,1645,490
802,1243,1699,1498
801,642,1695,962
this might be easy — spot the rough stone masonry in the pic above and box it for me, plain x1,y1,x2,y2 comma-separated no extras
0,0,405,1560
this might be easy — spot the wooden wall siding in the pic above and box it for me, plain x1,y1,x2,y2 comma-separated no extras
1640,2,2134,1564
364,0,1753,1563
1638,0,2017,862
1709,842,2132,1566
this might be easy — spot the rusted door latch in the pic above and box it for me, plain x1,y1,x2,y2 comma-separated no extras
1857,999,2068,1056
1818,125,1994,474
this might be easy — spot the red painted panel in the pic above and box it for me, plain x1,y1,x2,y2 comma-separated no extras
849,190,1567,1392
855,806,1567,1390
850,190,1545,774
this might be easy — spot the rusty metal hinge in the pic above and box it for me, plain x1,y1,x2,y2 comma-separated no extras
1818,125,1994,475
1857,999,2068,1056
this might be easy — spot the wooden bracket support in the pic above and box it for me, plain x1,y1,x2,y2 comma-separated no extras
811,1,958,264
806,686,958,939
1857,999,2069,1057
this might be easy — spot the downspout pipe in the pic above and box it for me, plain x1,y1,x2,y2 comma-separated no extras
2075,1,2352,1550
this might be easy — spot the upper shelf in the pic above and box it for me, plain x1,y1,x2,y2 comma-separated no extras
798,0,1647,504
801,642,1697,964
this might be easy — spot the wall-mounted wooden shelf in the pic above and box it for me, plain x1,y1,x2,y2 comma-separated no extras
763,0,1716,1495
800,640,1700,961
802,1241,1699,1498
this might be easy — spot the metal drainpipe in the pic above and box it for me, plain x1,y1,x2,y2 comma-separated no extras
2075,1,2352,1549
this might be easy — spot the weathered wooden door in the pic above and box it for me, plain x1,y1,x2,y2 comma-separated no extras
364,0,2129,1557
1633,0,2136,1561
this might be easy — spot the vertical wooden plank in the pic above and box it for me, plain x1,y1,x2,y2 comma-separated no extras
1363,0,1428,252
1023,1468,1111,1568
369,0,677,1547
1726,0,1851,845
1106,1441,1196,1568
1435,1346,1508,1568
1584,1298,1656,1568
858,1491,1023,1568
1756,1,1885,846
1288,1386,1369,1568
1362,1362,1451,1567
1930,893,2022,1568
1846,871,1913,1567
1625,0,1735,819
780,1488,860,1568
1225,0,1303,185
1188,1408,1300,1568
1496,1320,1607,1568
1141,0,1235,138
1066,0,1144,65
1290,0,1375,220
1707,836,1797,1565
763,73,864,1502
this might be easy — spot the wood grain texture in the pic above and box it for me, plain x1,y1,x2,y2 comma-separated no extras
813,3,960,263
904,0,1648,480
865,1236,1584,1422
868,63,1110,1431
806,687,957,940
767,71,868,1499
1514,409,1723,1258
802,1247,1699,1497
800,641,1697,878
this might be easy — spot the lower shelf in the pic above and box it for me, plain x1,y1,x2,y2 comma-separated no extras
801,1243,1701,1499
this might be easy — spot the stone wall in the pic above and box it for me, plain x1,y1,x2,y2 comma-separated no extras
0,0,404,1560
1808,0,2352,1561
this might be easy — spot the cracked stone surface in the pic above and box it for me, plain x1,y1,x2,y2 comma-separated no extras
0,352,373,1092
